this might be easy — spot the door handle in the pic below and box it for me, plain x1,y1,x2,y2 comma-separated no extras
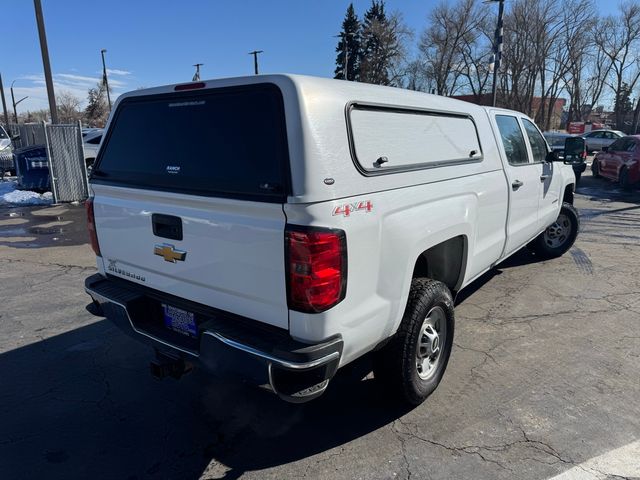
540,174,550,181
512,180,524,190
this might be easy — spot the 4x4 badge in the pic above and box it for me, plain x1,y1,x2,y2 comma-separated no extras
154,244,187,263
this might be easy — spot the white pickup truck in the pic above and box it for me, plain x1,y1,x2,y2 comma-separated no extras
85,74,579,405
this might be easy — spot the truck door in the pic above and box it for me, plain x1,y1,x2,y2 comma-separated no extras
493,114,542,256
520,118,563,231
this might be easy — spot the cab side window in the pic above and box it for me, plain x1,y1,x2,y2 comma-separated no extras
522,119,548,163
495,115,529,165
609,138,626,151
626,138,637,151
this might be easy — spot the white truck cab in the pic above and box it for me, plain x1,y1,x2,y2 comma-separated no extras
85,74,578,404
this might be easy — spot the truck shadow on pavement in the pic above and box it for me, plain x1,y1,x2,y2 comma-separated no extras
0,318,411,480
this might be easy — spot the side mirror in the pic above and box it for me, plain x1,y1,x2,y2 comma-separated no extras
602,146,609,152
545,150,560,162
10,134,20,142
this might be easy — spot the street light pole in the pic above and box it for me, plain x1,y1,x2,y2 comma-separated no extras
489,0,505,107
101,49,112,111
0,73,9,126
248,50,263,75
192,63,203,81
33,0,58,123
10,81,28,123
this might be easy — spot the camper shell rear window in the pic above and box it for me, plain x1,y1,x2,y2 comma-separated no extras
92,83,290,202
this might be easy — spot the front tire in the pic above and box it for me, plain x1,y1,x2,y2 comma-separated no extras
374,279,454,406
529,202,579,259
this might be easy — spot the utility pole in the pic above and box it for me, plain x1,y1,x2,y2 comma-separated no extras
10,81,28,123
101,49,112,110
248,50,263,75
192,63,203,81
33,0,58,123
0,73,9,126
489,0,505,107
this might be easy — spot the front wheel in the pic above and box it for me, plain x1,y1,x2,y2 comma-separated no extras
373,278,454,406
529,202,579,259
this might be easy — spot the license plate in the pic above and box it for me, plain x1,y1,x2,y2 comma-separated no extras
162,303,197,337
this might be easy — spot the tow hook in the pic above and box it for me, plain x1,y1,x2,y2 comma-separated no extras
150,350,192,380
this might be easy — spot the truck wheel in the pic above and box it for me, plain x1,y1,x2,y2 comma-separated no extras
529,202,579,259
373,278,454,406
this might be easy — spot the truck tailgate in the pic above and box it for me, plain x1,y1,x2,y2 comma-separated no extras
92,184,288,329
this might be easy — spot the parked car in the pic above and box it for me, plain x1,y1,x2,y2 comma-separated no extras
0,125,11,151
583,129,625,152
83,129,103,170
13,145,50,191
591,135,640,189
0,125,13,175
84,74,578,405
543,132,587,182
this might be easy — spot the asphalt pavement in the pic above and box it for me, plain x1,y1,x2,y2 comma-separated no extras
0,171,639,480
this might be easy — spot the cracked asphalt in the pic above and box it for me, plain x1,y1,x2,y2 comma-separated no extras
0,171,639,480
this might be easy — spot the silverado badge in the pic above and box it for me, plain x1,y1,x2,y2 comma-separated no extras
154,244,187,263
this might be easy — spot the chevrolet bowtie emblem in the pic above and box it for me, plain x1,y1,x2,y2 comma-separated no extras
154,244,187,263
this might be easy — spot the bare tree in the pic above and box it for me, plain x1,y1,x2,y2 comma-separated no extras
562,1,602,123
595,2,640,130
419,0,486,96
457,7,493,101
56,91,83,124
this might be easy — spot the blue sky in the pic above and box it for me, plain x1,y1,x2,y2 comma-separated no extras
2,0,621,112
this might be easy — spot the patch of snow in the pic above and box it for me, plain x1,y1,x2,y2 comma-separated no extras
0,180,53,206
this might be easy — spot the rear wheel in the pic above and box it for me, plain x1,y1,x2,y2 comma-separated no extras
373,278,454,406
529,202,579,259
620,168,632,190
592,161,600,178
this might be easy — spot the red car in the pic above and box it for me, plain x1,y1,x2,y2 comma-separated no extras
591,135,640,189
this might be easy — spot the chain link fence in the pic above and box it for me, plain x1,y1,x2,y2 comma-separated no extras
2,121,88,203
45,123,88,203
3,123,47,149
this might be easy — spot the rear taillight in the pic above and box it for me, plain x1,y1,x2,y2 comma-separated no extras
286,226,347,313
85,197,101,256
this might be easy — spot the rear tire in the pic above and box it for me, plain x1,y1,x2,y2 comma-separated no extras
592,161,600,178
620,168,631,190
529,202,579,259
373,278,454,406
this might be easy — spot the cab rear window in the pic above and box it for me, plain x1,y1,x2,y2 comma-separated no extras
93,83,290,202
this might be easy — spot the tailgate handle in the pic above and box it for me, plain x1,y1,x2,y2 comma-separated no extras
152,214,183,241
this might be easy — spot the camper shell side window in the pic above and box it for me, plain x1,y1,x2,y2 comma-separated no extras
346,102,483,176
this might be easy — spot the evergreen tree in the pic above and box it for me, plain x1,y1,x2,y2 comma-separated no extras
334,4,361,81
359,0,391,85
84,82,108,127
